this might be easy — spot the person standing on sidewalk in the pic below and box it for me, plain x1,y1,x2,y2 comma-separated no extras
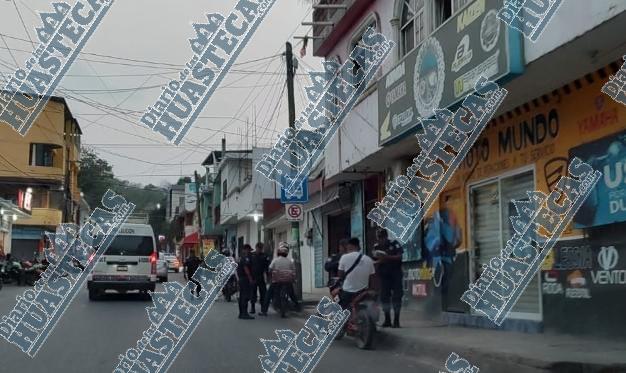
374,229,404,328
184,250,203,296
237,244,255,320
250,242,270,314
259,242,299,317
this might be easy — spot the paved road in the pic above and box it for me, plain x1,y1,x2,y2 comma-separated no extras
0,273,426,373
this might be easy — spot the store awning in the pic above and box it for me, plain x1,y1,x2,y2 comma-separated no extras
182,231,199,246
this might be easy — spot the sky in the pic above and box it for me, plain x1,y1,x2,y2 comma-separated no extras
0,0,321,187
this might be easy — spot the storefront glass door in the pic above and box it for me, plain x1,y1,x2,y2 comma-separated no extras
469,169,542,322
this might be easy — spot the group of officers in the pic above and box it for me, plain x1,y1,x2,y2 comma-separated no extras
182,228,404,327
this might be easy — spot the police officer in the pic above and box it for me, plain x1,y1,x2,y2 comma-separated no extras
374,229,404,328
237,244,255,320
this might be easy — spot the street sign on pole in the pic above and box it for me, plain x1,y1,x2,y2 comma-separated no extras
280,176,308,203
285,204,304,221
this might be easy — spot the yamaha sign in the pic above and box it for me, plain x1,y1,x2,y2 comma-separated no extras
591,246,626,285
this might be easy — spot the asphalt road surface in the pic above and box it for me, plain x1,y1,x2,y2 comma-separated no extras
0,273,425,373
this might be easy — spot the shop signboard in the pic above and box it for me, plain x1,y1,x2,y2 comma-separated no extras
570,129,626,228
377,0,523,145
541,237,626,336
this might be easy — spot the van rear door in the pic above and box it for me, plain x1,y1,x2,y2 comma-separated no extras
95,235,156,281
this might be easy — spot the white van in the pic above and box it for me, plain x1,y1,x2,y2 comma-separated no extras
87,223,158,300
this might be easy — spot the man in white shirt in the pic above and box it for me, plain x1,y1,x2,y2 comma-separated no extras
338,238,376,310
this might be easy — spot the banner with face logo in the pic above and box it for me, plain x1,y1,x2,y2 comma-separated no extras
377,0,524,145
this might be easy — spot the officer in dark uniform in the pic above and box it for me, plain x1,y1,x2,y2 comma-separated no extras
373,229,404,328
237,244,255,319
250,242,270,314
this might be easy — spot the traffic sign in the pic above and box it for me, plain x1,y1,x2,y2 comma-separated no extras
280,176,308,203
285,204,304,221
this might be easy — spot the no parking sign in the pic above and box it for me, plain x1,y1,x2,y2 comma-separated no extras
286,204,303,221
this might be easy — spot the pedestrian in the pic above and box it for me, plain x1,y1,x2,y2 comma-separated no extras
259,242,299,317
237,244,255,319
325,238,348,292
184,250,203,296
337,238,376,312
373,229,404,328
250,242,270,314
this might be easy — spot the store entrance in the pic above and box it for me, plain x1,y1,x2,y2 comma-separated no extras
469,169,541,322
327,211,351,257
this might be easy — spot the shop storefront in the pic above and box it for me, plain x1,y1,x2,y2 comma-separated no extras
434,64,626,336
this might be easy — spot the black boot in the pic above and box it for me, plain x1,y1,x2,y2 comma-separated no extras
250,303,256,314
382,311,392,327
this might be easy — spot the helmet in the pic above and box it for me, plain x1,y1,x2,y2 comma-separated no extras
278,242,289,254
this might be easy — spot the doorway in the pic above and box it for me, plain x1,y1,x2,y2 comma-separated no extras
468,168,542,321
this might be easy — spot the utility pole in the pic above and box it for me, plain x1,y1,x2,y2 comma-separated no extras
285,42,303,300
194,171,203,256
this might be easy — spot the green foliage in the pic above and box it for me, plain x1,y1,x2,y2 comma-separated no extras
78,147,170,239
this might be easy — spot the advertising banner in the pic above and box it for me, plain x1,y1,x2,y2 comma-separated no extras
377,0,523,145
570,129,626,228
541,237,626,336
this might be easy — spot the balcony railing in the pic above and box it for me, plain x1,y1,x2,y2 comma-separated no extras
310,0,374,57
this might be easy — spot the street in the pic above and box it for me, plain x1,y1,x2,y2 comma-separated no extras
0,274,423,373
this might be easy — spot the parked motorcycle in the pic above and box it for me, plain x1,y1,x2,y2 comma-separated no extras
1,259,24,285
22,259,47,286
271,283,298,317
334,290,380,349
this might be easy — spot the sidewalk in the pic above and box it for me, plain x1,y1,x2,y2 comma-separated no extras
298,293,626,373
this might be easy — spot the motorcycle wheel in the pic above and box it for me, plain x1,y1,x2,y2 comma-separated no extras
355,309,375,349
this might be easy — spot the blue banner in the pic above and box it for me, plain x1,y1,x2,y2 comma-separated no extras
570,129,626,228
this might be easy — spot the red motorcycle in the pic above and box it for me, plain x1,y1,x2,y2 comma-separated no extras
333,290,380,349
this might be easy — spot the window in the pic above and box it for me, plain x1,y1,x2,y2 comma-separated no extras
222,180,227,201
105,236,154,256
401,0,427,56
349,16,378,89
453,0,472,13
29,143,57,167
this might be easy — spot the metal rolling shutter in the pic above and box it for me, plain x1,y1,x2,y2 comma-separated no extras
471,170,540,319
500,171,540,316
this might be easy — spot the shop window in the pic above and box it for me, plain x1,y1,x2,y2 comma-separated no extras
29,143,57,167
470,169,541,320
349,15,378,89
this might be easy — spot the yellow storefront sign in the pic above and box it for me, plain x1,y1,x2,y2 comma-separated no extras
442,78,626,240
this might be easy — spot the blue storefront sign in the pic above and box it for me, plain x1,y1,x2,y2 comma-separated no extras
570,129,626,228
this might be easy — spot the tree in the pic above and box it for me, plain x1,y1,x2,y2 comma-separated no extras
78,148,117,208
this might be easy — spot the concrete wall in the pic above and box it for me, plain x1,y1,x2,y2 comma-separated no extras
525,0,626,63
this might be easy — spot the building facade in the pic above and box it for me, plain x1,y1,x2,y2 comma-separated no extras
304,0,626,338
0,96,82,259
